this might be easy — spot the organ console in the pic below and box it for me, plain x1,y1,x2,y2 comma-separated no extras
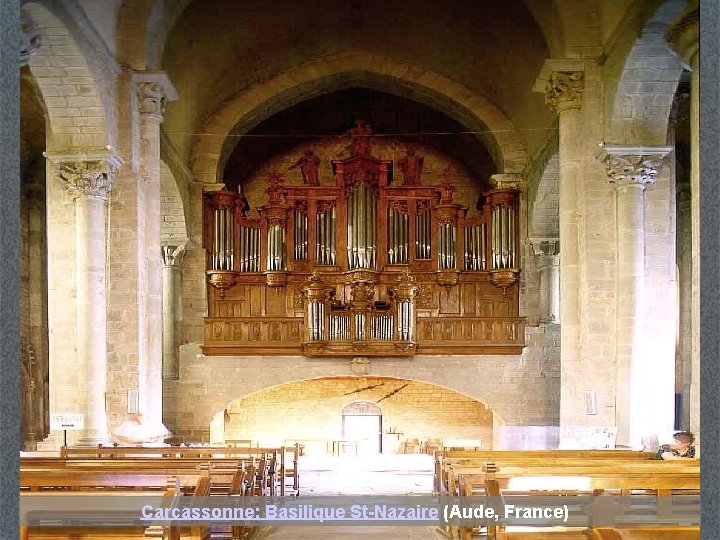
203,128,525,357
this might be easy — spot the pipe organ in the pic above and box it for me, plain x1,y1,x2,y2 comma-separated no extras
203,142,525,357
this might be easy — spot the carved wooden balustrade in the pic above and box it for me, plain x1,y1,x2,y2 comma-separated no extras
202,137,525,357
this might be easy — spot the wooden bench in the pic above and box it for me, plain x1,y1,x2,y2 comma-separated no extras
439,461,678,496
433,451,659,494
448,463,699,540
20,463,258,540
21,475,206,540
58,444,300,496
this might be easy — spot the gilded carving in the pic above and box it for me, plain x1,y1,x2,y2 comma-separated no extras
415,282,437,310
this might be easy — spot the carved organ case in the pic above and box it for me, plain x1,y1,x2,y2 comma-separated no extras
203,146,525,357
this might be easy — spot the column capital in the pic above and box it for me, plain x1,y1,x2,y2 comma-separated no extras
133,72,178,117
597,145,673,188
666,4,698,67
490,173,523,191
44,150,123,200
533,59,586,113
20,11,41,66
529,238,560,257
162,244,186,267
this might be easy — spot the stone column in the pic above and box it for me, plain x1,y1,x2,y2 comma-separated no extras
45,153,122,445
598,147,672,447
531,239,560,324
162,245,185,380
667,1,699,443
134,73,178,425
533,60,585,434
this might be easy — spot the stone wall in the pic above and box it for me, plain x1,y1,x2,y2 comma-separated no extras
163,322,560,445
222,377,494,451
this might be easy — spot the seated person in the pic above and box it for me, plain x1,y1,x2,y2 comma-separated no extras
654,431,695,459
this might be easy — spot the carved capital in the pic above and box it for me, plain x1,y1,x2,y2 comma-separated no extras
20,11,41,66
529,238,560,257
491,173,523,191
52,156,122,200
544,71,584,113
162,245,186,267
134,72,178,117
597,146,672,188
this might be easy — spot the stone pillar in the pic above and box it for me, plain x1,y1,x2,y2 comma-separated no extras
598,147,672,447
162,245,185,380
134,73,178,425
667,1,699,444
45,153,122,445
533,60,586,434
531,239,560,324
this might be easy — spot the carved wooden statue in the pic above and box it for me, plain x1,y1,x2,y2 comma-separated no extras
289,150,321,185
346,119,374,156
398,146,424,186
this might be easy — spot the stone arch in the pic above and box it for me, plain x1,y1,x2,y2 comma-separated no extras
215,376,496,449
528,153,560,240
22,1,117,150
116,0,195,70
116,0,156,69
190,50,529,185
160,160,189,245
605,0,688,145
166,346,562,440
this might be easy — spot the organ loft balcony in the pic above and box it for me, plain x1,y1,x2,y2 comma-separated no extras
202,124,525,357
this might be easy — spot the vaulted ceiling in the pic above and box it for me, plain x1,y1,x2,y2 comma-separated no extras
160,0,553,170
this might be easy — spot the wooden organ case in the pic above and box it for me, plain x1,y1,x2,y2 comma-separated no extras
203,143,526,357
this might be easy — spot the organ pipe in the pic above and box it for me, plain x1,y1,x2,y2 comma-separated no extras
438,220,457,270
211,207,235,271
266,221,286,271
237,226,260,272
347,184,377,270
294,208,308,261
490,202,517,270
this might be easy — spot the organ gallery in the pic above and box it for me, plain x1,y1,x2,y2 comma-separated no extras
202,124,525,357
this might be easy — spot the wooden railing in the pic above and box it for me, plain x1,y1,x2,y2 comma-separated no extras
203,316,525,355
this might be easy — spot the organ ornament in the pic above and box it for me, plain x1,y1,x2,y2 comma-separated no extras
203,126,525,356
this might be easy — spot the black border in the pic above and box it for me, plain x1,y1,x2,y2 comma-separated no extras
2,1,719,537
0,0,20,537
700,0,719,538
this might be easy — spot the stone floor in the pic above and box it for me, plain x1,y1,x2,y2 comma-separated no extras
265,454,444,538
297,453,434,496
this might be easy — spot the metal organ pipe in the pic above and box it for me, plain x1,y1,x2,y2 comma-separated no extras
388,208,394,264
509,205,515,268
330,206,337,265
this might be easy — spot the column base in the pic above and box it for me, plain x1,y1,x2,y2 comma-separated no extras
74,432,109,448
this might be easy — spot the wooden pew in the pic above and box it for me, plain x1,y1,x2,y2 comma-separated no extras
58,445,300,497
20,464,254,540
433,450,657,494
451,465,699,540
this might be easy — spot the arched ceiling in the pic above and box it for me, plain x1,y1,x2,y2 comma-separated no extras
160,0,553,166
20,66,46,181
223,87,496,191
